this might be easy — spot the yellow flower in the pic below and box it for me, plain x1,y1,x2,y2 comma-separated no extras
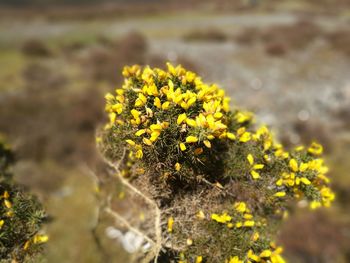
131,109,141,119
240,132,251,142
203,140,211,148
247,250,260,261
0,220,4,229
186,136,198,143
143,138,152,146
247,154,264,180
33,234,49,244
179,143,186,151
214,112,223,119
243,220,255,227
207,134,215,140
251,170,260,180
167,217,174,232
135,93,147,107
175,162,181,171
234,202,246,213
260,249,272,258
154,97,162,109
235,111,254,123
308,142,323,155
186,118,197,127
227,132,236,140
105,92,115,101
162,101,170,110
23,240,30,250
228,256,243,263
195,256,203,263
247,154,254,165
310,201,321,210
196,210,205,220
211,213,232,223
252,232,260,242
300,177,311,185
135,129,146,136
135,149,143,159
4,200,12,209
150,124,163,131
2,191,9,199
125,139,136,146
177,113,187,125
274,192,286,197
289,159,299,172
111,103,123,114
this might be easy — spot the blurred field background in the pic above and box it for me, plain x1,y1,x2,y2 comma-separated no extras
0,0,350,262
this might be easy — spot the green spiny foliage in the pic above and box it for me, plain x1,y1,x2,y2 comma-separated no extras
0,136,47,262
99,63,335,263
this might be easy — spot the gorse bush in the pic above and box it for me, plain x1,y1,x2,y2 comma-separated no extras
99,63,335,262
0,136,47,262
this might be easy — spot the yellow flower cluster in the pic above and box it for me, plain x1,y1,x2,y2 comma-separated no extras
23,234,49,251
208,201,287,263
272,142,335,208
1,190,13,218
104,63,238,174
223,243,285,263
211,202,259,229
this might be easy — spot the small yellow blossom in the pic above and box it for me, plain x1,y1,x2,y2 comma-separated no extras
23,240,30,250
175,162,181,171
4,200,12,209
143,138,152,146
260,249,272,258
195,256,203,263
125,139,136,146
196,210,205,220
243,220,255,227
289,159,299,172
154,97,162,109
308,142,323,155
228,256,243,263
179,142,187,151
247,250,260,261
234,202,246,213
274,192,286,197
203,140,211,148
227,132,236,140
177,113,187,125
167,217,174,233
247,154,264,180
252,232,260,242
135,149,143,159
211,213,232,224
186,136,198,143
162,101,170,110
33,234,49,244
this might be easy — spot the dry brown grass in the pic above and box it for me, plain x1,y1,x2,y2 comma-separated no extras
280,210,350,263
183,28,228,42
84,31,148,84
326,29,350,57
21,39,52,57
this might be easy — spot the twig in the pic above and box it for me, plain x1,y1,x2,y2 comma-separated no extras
98,148,163,263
